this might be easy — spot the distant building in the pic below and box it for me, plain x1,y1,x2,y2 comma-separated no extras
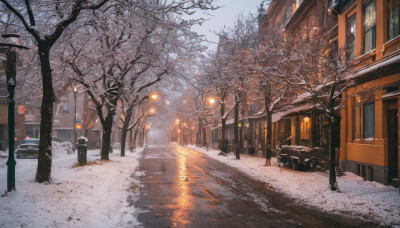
52,84,101,149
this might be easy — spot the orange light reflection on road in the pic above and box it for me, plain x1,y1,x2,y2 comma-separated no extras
171,147,192,226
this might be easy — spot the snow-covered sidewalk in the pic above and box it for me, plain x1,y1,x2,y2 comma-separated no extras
0,146,144,228
185,145,400,226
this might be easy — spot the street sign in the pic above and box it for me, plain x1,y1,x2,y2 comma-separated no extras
18,105,24,114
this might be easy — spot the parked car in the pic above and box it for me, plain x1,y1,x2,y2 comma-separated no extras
16,138,40,159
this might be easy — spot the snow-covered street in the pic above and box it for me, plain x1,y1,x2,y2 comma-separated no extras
1,143,400,227
185,145,400,226
0,146,144,228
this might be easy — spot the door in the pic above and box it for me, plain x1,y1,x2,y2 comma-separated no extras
387,109,398,179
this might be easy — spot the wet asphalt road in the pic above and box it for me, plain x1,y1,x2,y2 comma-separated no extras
131,145,371,228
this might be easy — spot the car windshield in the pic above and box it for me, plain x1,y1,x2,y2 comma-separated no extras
22,139,39,144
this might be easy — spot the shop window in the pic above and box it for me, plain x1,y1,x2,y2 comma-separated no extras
388,0,400,40
363,0,376,53
62,101,69,113
363,102,375,140
353,95,362,139
300,116,311,140
347,14,357,59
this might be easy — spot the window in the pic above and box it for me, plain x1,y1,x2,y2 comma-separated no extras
352,95,361,139
300,116,311,140
347,15,357,59
62,101,69,113
388,0,400,40
363,102,375,140
363,0,376,53
353,94,375,140
296,0,303,9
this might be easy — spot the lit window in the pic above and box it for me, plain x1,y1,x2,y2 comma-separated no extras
300,117,311,140
363,0,376,53
388,0,400,40
347,15,357,59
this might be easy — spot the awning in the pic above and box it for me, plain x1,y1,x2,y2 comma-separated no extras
272,103,315,123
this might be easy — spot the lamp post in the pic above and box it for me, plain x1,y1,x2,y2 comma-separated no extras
73,85,77,151
1,34,28,192
5,48,16,192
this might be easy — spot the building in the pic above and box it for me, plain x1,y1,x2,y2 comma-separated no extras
332,0,400,186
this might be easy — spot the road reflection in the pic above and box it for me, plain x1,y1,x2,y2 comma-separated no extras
171,147,192,227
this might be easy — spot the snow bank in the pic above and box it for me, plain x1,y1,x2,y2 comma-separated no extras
186,145,400,226
0,146,146,228
0,150,7,158
52,141,74,159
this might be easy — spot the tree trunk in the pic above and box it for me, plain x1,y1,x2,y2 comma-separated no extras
198,117,202,147
265,93,272,166
36,46,55,183
265,108,272,166
100,110,115,160
329,118,338,191
120,106,134,157
129,128,133,152
234,91,240,159
133,123,140,150
202,126,207,149
221,117,226,142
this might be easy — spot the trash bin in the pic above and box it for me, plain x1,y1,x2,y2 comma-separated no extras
77,137,87,165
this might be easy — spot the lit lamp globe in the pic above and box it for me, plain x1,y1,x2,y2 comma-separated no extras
151,93,158,100
208,98,215,106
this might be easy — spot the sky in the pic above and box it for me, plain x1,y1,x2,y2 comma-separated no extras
191,0,263,50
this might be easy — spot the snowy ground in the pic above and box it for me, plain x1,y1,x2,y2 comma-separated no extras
185,144,400,226
0,144,144,228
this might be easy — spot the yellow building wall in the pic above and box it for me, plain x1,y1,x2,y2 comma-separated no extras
341,74,400,167
346,143,385,166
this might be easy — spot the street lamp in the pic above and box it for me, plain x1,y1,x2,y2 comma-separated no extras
73,84,77,151
150,93,158,101
1,34,28,192
208,97,215,106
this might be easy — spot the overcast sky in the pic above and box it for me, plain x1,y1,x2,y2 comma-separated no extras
191,0,262,50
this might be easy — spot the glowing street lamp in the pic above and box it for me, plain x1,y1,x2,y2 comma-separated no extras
208,97,215,106
151,93,158,100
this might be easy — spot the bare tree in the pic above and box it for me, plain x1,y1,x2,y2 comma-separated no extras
225,14,258,159
0,0,113,183
244,31,289,166
202,50,232,153
65,7,171,160
284,35,354,191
